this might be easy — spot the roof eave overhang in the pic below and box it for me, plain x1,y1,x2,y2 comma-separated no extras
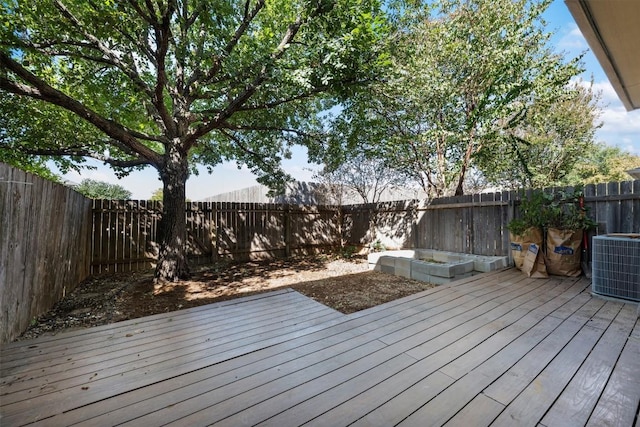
565,0,637,111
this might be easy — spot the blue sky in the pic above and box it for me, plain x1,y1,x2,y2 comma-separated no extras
57,0,640,200
545,1,640,157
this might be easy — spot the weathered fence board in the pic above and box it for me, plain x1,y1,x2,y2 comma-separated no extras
91,200,160,274
581,180,640,251
342,182,639,257
0,163,92,344
90,201,341,274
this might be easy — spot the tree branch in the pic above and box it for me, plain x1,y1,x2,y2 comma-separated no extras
218,128,273,172
53,0,154,100
0,51,163,167
220,122,323,142
126,0,155,25
238,81,359,111
174,0,197,95
122,1,160,65
8,145,150,168
26,48,115,67
187,9,319,147
187,0,266,90
114,26,157,67
195,88,323,115
149,0,177,137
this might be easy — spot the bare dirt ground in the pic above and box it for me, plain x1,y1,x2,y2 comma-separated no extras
17,255,435,341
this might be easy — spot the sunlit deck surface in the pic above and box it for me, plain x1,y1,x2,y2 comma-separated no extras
1,269,639,426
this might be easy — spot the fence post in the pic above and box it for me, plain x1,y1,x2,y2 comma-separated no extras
506,197,516,266
208,202,217,262
284,205,291,257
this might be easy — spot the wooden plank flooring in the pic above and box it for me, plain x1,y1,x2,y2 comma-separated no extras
1,269,638,427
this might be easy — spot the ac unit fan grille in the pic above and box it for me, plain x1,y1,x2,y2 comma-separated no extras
592,235,640,302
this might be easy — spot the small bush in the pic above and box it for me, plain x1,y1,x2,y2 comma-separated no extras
339,245,358,259
370,239,386,253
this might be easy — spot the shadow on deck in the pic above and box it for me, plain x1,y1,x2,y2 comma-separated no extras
1,269,639,426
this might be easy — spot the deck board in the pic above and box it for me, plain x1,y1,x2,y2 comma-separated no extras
1,269,638,427
311,283,574,426
2,297,334,386
485,317,611,426
84,272,527,426
353,278,596,426
539,303,634,427
585,313,640,427
1,289,345,425
1,288,300,356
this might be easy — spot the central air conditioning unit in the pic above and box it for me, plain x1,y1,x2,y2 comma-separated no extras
592,234,640,302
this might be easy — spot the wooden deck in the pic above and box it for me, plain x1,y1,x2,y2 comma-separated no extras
1,269,639,426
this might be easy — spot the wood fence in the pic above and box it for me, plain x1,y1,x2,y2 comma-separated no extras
90,201,341,275
93,180,639,275
342,194,513,255
343,180,640,257
0,163,92,344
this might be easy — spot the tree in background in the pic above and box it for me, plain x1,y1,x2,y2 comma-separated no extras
0,0,389,282
74,179,132,199
329,0,587,198
479,81,602,188
314,151,413,204
149,188,164,201
568,143,640,184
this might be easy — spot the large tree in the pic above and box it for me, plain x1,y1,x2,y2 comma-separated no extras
329,0,586,198
0,0,388,281
479,80,602,188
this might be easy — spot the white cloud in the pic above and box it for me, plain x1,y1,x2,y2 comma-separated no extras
600,108,640,133
570,79,640,155
592,81,616,101
556,23,588,51
594,81,640,133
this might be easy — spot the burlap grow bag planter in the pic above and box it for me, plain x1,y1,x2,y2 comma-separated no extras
510,227,543,271
545,228,583,277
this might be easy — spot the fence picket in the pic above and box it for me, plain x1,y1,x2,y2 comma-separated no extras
1,163,91,344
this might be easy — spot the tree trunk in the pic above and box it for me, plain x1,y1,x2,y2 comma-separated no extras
454,137,476,196
154,147,190,283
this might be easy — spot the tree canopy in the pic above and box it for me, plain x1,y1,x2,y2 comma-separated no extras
314,151,412,204
0,0,389,281
326,0,591,197
149,188,164,201
480,80,602,188
74,178,132,199
1,0,623,282
568,143,640,184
